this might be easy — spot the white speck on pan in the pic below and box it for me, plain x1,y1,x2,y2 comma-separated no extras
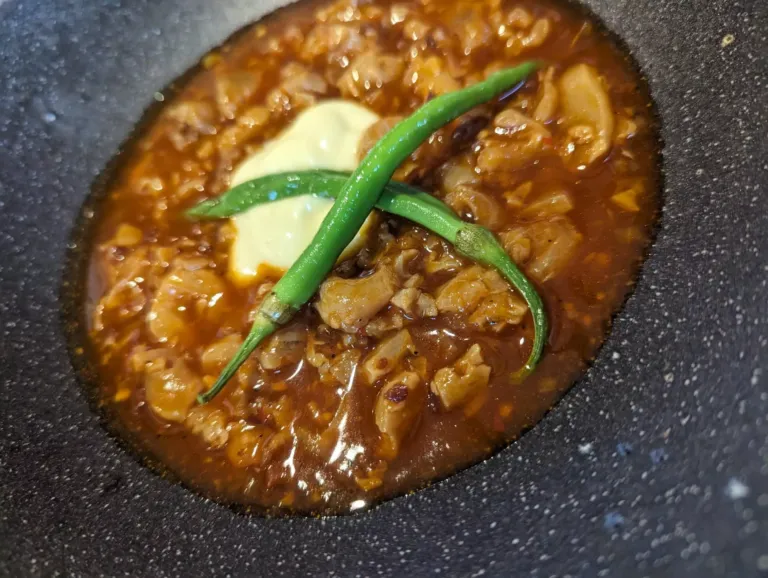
725,478,750,500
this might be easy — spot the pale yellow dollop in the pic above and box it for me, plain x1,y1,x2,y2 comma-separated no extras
229,100,380,284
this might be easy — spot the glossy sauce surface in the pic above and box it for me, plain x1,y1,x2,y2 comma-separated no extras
86,0,660,513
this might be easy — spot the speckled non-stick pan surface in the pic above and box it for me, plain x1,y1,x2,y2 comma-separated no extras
1,0,766,576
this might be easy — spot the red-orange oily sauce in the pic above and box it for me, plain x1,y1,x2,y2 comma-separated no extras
86,0,659,513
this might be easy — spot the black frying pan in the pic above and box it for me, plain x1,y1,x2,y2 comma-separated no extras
1,0,766,576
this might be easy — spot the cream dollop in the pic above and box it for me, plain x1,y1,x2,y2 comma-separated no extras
229,100,380,284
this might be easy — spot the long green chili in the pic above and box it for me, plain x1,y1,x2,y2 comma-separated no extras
188,169,547,381
196,61,540,403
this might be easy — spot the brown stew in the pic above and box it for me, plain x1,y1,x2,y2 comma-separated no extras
86,0,660,513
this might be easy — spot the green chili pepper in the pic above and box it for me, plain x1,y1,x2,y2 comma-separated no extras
188,169,547,382
186,170,434,220
196,61,540,403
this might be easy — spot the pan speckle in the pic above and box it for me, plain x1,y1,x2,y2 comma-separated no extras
726,479,750,500
0,0,767,576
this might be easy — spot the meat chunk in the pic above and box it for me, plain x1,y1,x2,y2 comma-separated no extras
305,331,330,370
439,157,482,196
444,3,492,56
216,105,271,157
357,116,404,162
425,240,464,274
130,346,172,374
390,288,438,319
404,55,461,99
430,344,491,410
200,334,242,374
435,266,528,331
435,266,490,314
477,108,552,173
533,67,558,123
444,186,504,230
490,7,551,56
519,189,574,218
329,350,362,386
499,218,583,282
374,371,426,452
337,50,404,99
362,329,415,384
316,266,399,333
357,116,445,183
147,265,227,346
434,266,502,311
144,358,204,423
257,327,307,370
163,100,217,150
503,181,533,210
186,406,230,448
301,23,367,60
392,249,419,278
265,62,329,113
214,70,262,120
93,247,151,331
315,0,365,24
226,424,275,468
469,292,528,333
365,311,405,338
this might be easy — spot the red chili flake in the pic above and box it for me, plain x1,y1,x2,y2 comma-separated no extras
385,385,409,403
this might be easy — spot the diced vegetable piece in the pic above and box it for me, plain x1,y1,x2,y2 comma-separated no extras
558,64,614,166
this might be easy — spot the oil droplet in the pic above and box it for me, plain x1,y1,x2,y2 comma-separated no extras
721,34,735,48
